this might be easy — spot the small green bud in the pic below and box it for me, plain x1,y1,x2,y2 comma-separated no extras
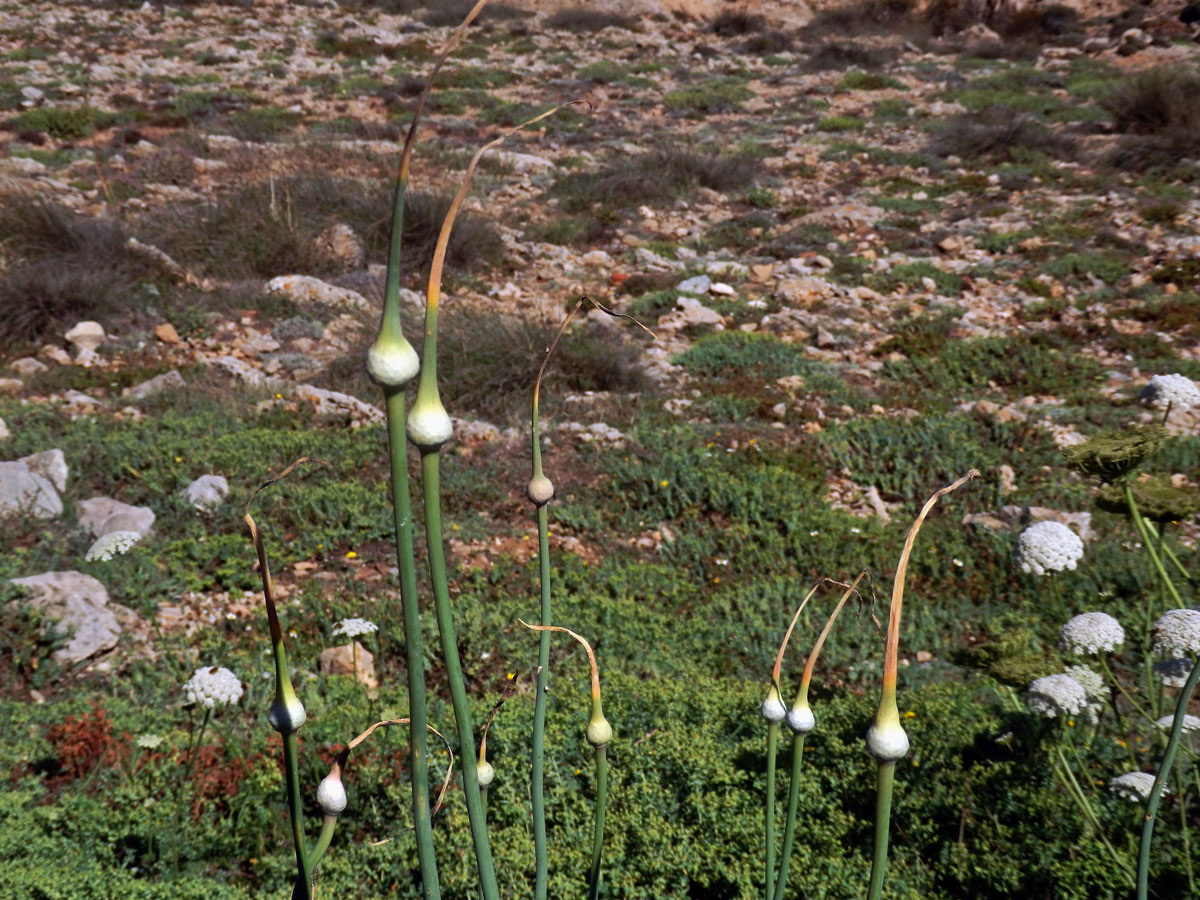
586,714,613,748
407,396,453,450
366,336,419,388
476,760,495,787
526,473,555,506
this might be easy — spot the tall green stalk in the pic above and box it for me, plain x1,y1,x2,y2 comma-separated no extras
764,716,780,900
589,744,609,900
418,447,499,900
1137,655,1200,900
866,472,976,900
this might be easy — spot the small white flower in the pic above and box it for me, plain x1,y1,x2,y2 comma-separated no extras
1064,665,1110,704
1153,609,1200,656
85,530,142,562
332,617,378,639
1027,673,1088,718
183,666,244,709
1015,521,1084,576
135,733,164,750
1059,612,1124,655
1140,374,1200,410
1153,658,1196,688
1155,714,1200,733
1109,771,1166,802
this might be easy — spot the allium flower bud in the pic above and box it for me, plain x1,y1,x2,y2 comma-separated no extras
268,692,307,735
366,335,419,389
1058,612,1124,655
317,768,348,816
526,474,555,506
866,720,910,761
1014,521,1084,576
786,700,815,735
407,396,453,450
761,686,787,723
476,760,495,788
586,713,613,749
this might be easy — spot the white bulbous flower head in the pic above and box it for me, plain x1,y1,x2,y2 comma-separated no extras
1153,657,1196,688
1026,673,1088,718
1059,612,1124,655
1109,771,1165,802
476,760,495,788
1063,665,1109,704
333,617,378,639
1155,714,1200,733
1153,609,1200,656
85,530,142,562
183,666,243,709
786,702,815,735
866,720,910,761
317,771,348,816
1014,521,1084,576
761,693,787,724
1140,373,1200,411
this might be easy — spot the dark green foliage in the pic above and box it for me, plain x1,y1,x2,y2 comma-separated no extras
0,196,160,344
544,8,634,31
804,42,896,71
662,78,754,115
929,109,1078,161
421,1,532,26
135,177,503,280
882,334,1107,402
549,150,759,215
435,307,650,425
868,260,961,295
6,106,118,140
837,70,907,91
1038,252,1129,285
1099,66,1200,173
673,331,806,380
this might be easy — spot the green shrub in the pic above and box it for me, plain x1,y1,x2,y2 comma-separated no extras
663,78,753,115
673,332,806,380
837,70,907,91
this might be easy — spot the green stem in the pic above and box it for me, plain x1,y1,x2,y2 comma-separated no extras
1137,654,1200,900
1143,521,1195,587
1177,756,1194,895
1125,485,1184,609
1098,653,1155,727
384,389,441,900
293,814,339,899
588,745,609,900
765,721,779,900
866,760,897,900
532,503,552,900
283,732,312,900
770,735,807,900
1051,746,1135,886
420,449,499,900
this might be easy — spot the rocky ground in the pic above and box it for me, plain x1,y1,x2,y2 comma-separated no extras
1,0,1199,676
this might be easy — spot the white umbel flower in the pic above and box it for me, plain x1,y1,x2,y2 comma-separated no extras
1109,771,1165,802
1059,612,1124,655
1064,665,1110,703
333,617,378,639
1140,374,1200,410
1014,521,1084,576
1153,609,1200,656
1027,673,1088,718
1153,658,1196,688
85,530,142,562
1155,714,1200,733
183,666,244,709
